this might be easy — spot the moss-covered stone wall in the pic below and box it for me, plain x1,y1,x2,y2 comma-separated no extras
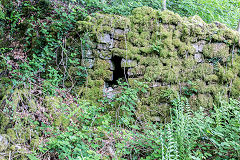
77,7,240,120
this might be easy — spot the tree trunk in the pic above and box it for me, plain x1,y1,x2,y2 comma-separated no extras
237,19,240,33
163,0,167,10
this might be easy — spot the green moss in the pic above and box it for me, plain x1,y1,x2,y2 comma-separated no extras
160,29,172,39
131,6,158,32
217,66,235,83
178,43,195,56
159,10,182,25
162,67,180,83
151,31,161,41
163,58,181,67
6,128,16,141
176,20,191,38
144,65,163,82
54,114,70,128
157,47,171,58
203,43,230,60
97,50,111,59
212,21,227,29
45,96,63,111
232,56,240,73
162,38,175,51
134,38,149,47
84,78,104,101
173,29,182,39
30,137,40,148
128,78,144,86
88,78,105,88
89,59,112,81
130,6,157,27
95,13,113,26
135,105,152,121
128,46,141,56
113,15,130,29
140,47,152,55
194,63,214,80
118,41,132,50
172,38,182,48
182,56,195,69
139,56,161,66
207,23,219,33
132,6,158,18
111,48,127,58
121,59,137,68
204,84,227,95
140,86,173,121
191,80,206,94
231,78,240,97
211,30,225,41
205,74,219,83
0,113,9,133
77,21,94,32
75,6,240,111
189,94,213,109
128,31,139,43
224,29,238,40
189,15,205,25
140,31,151,40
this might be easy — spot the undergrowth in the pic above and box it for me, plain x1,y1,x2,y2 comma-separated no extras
23,83,240,159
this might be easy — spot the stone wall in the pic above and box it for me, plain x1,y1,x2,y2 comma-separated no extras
77,6,240,120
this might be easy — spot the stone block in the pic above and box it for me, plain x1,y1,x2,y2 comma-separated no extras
97,44,108,50
114,29,125,40
127,68,134,77
99,34,111,44
97,39,114,50
194,53,203,63
115,29,124,35
192,40,206,53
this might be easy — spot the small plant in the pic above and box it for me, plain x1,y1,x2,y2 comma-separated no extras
182,80,198,97
152,40,164,56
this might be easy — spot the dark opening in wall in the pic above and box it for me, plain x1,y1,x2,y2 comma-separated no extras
105,56,128,87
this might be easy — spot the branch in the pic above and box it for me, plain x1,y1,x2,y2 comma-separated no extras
163,0,167,10
237,19,240,33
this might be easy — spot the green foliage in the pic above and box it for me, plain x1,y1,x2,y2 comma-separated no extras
36,100,110,159
42,126,102,159
37,82,240,159
1,0,88,95
169,0,240,29
72,0,240,29
152,40,164,56
182,80,198,97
